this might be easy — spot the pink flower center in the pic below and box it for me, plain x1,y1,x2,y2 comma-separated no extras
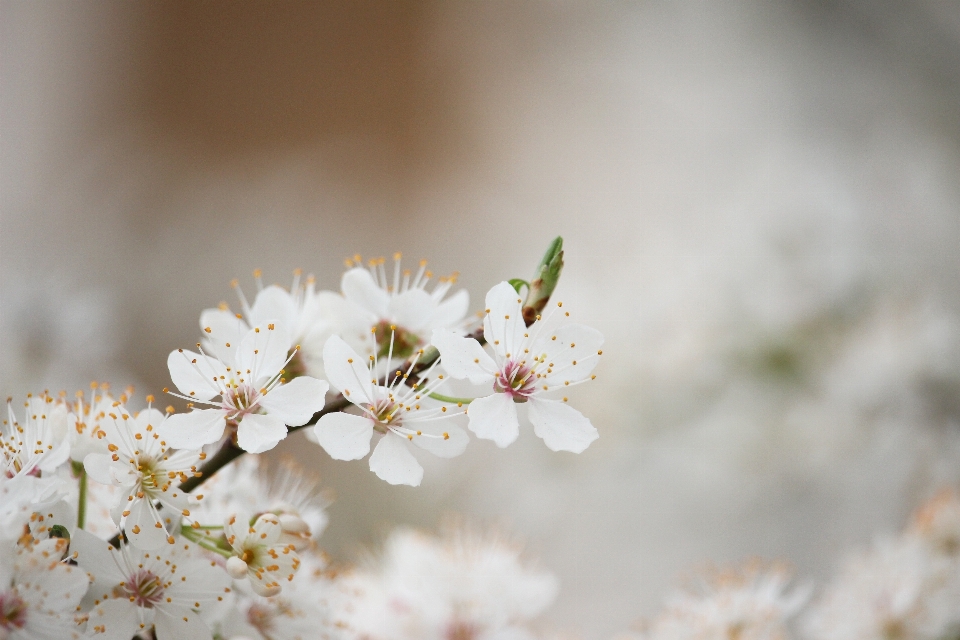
0,591,27,630
494,360,536,401
120,569,165,608
222,383,263,421
368,397,402,433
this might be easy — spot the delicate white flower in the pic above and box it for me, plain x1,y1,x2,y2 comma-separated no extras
804,535,960,640
642,563,808,640
224,512,300,597
197,456,329,552
432,281,603,452
313,335,469,487
217,554,348,640
72,528,232,640
1,393,71,477
0,474,68,545
200,270,340,379
160,322,328,454
82,401,203,549
65,382,127,463
337,254,470,366
0,537,88,640
342,525,557,640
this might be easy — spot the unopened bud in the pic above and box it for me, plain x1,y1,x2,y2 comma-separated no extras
278,513,310,536
522,236,564,326
226,556,248,579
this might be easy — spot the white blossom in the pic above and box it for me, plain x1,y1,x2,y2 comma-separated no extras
336,254,470,368
0,537,88,640
199,270,339,379
342,526,558,640
224,512,300,598
160,322,328,454
432,281,603,452
313,335,469,486
72,528,232,640
82,401,203,549
640,564,808,640
196,456,328,552
1,393,71,478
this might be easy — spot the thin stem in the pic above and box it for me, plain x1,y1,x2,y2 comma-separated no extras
73,461,88,530
181,525,232,558
427,392,474,405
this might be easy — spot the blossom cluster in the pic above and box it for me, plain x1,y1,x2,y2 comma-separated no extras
0,240,605,639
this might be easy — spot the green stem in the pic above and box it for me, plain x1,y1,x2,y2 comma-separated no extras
181,526,232,557
427,392,474,405
73,461,88,530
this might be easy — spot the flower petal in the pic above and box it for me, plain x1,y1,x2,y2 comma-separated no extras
85,598,140,640
430,288,469,328
154,604,212,640
124,497,168,550
535,323,605,385
249,284,297,329
528,397,598,453
167,349,227,402
342,267,390,317
431,329,496,384
467,392,520,448
259,376,328,426
199,308,246,363
159,409,227,450
314,413,373,460
322,335,374,403
236,323,291,386
368,434,423,486
483,282,526,358
236,412,288,453
411,425,469,458
389,287,434,331
83,453,119,485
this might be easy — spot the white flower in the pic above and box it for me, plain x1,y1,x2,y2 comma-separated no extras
216,554,348,640
200,270,339,379
197,456,329,552
82,402,203,549
643,564,808,640
804,535,960,640
65,382,126,463
432,281,603,452
0,474,69,545
2,393,71,477
160,322,328,454
313,335,469,487
224,512,300,597
337,254,470,366
72,528,232,640
342,525,558,640
0,537,88,640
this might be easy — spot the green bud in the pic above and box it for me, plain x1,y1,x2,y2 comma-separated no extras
49,524,70,540
522,236,564,326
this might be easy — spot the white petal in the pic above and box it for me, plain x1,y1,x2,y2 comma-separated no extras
83,453,119,485
85,598,140,640
411,425,469,458
249,284,297,329
483,282,526,358
167,349,227,402
467,392,520,448
251,512,283,544
430,288,469,328
368,434,423,486
322,335,373,403
342,267,390,317
314,413,373,460
159,409,227,449
135,407,168,434
199,308,246,363
528,397,598,453
431,329,496,384
70,529,125,585
535,323,605,385
388,288,434,331
125,498,168,550
154,604,212,640
236,323,291,386
236,412,288,453
259,376,328,426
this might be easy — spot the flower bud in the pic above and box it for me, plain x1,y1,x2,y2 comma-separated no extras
522,236,564,326
226,555,248,579
278,513,310,535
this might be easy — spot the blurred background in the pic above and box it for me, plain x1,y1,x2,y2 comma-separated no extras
4,1,960,636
